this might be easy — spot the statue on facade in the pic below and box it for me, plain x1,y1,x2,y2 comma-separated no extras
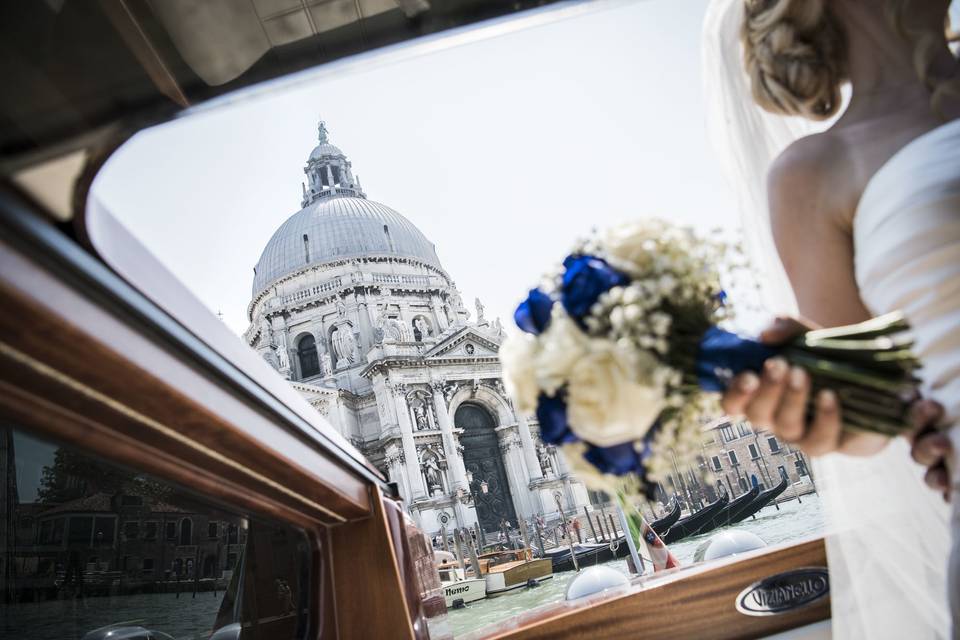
423,456,443,495
332,325,358,365
537,444,554,477
443,303,454,325
412,404,429,431
412,317,432,342
320,350,333,377
375,306,404,343
474,297,486,324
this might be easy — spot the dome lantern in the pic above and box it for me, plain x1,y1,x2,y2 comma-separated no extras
301,119,365,207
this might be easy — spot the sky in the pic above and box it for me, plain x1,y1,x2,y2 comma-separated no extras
92,0,748,337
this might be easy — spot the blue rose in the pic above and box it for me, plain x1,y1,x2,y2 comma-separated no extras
535,392,577,445
560,255,629,327
583,442,642,476
514,288,554,335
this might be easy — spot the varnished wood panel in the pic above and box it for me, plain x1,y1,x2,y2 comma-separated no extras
474,538,830,640
330,488,417,640
0,234,370,524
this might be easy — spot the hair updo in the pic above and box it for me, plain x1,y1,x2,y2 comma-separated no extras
741,0,848,120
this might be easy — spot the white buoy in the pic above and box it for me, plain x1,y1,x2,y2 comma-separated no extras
694,530,767,562
564,565,630,601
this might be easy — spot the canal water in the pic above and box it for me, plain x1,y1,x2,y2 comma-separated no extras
2,590,225,640
448,493,824,638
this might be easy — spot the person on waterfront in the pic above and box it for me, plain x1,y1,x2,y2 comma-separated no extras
704,0,959,636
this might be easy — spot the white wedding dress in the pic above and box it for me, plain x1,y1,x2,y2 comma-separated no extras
852,118,960,638
703,2,960,637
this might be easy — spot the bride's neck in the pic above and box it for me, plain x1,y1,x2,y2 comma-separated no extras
834,1,957,109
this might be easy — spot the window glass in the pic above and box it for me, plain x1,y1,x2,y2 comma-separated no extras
768,436,780,453
1,426,312,640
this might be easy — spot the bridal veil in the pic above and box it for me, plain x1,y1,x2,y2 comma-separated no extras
701,1,951,637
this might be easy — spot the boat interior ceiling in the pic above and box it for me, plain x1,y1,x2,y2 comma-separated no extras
0,0,565,176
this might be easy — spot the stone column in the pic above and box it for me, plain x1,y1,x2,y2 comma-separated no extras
500,432,534,520
393,388,426,499
431,382,467,491
517,415,544,482
326,165,335,189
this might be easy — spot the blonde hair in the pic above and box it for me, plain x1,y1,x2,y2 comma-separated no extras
741,0,958,120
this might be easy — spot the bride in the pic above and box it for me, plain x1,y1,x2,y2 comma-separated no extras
703,0,959,637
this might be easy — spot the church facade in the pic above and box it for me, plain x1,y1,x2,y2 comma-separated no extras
243,122,587,534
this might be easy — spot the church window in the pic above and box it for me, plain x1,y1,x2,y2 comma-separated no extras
297,334,320,378
302,234,310,263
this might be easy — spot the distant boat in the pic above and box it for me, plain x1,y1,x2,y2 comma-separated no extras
478,548,553,596
650,498,681,535
729,475,790,525
661,494,729,544
692,486,760,537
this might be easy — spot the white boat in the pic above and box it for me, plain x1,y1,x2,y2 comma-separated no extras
435,551,487,607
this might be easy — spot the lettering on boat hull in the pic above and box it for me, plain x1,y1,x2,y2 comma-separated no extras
735,567,829,617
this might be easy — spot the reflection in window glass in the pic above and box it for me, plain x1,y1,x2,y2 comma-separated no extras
1,426,312,640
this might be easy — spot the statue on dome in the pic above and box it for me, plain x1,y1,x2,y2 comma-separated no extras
475,298,486,325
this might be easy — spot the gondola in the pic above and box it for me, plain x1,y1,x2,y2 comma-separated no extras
661,493,729,544
650,498,682,535
550,542,619,573
691,485,760,537
729,475,790,525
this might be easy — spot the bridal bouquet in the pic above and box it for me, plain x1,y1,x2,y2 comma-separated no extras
500,219,920,495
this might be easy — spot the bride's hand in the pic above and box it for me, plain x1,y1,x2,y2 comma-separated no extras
721,317,888,457
907,400,952,501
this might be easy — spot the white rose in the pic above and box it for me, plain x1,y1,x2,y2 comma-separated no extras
498,332,541,413
565,338,664,447
534,312,588,396
600,222,661,272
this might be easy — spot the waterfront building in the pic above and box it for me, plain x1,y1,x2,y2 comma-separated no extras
655,418,815,511
702,419,813,497
243,122,588,534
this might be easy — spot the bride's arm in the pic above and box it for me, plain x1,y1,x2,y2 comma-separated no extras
726,135,888,456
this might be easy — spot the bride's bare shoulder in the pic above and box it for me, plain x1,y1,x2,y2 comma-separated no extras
766,131,853,229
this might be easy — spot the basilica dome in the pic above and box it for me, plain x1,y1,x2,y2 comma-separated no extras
252,195,442,295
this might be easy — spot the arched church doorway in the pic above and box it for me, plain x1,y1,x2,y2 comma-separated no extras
455,403,516,534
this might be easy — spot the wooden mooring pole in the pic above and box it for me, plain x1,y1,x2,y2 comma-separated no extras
584,507,598,542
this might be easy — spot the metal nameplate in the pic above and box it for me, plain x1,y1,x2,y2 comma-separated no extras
735,567,829,617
